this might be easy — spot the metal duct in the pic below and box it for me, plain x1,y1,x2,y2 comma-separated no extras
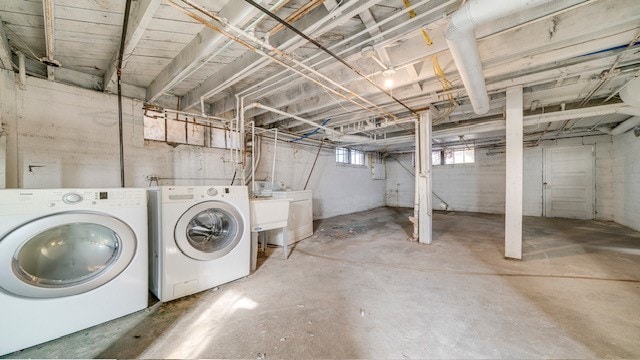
444,0,549,115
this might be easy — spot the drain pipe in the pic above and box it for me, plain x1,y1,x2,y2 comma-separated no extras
412,117,420,241
116,0,133,187
271,128,277,190
444,0,549,115
599,117,640,135
244,103,344,136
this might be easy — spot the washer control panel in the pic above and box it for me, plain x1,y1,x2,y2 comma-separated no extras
207,188,218,196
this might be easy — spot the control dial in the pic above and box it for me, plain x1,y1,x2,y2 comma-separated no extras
207,188,218,196
62,192,83,204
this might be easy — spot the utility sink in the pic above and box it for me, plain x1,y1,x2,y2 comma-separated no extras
249,198,291,232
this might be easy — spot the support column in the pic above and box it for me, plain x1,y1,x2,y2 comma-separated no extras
505,86,523,259
418,111,432,244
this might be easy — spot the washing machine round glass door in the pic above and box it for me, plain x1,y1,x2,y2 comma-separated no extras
0,212,136,298
174,201,244,261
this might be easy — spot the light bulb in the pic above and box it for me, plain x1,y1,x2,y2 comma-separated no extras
384,77,394,89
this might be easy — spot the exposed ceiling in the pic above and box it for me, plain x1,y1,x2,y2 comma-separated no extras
1,0,639,152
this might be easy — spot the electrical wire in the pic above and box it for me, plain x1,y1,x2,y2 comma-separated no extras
432,56,457,123
4,26,42,60
290,117,332,142
242,0,418,117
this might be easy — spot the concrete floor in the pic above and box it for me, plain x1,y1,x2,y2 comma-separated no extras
5,207,640,359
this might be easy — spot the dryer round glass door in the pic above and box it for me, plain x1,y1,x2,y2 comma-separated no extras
0,212,137,298
175,201,244,261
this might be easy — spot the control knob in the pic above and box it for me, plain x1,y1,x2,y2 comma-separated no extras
62,193,83,204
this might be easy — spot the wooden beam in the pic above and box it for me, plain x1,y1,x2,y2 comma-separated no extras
146,0,259,102
505,85,523,259
42,0,57,80
103,0,161,92
184,0,383,111
21,56,145,99
0,20,12,70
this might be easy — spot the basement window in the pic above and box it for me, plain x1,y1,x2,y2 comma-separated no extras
335,147,366,166
432,149,474,165
143,107,239,149
350,149,365,166
335,147,350,164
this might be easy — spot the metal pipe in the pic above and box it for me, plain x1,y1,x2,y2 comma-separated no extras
602,116,640,135
251,120,256,193
580,31,640,106
271,128,277,190
117,0,133,188
239,0,448,99
244,102,344,136
240,96,245,185
163,108,228,122
412,117,419,241
172,0,396,121
209,0,394,102
152,0,290,100
243,0,417,116
444,0,549,114
304,139,324,190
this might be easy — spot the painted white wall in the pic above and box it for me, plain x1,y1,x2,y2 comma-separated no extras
612,131,640,231
1,70,236,189
385,135,615,220
0,70,384,220
255,140,386,219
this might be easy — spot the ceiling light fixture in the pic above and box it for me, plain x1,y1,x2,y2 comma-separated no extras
383,68,396,89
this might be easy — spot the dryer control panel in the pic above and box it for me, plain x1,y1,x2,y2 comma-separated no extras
161,186,248,203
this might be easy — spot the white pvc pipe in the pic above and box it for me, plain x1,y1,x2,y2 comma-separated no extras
164,108,227,122
271,128,277,190
240,0,452,100
240,96,245,185
251,120,256,193
444,0,550,115
433,104,638,139
413,117,420,241
610,116,640,135
244,102,344,136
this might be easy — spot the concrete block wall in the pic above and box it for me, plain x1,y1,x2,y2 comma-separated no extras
612,131,640,231
0,70,384,220
1,71,235,189
385,136,615,220
255,140,386,219
384,154,415,208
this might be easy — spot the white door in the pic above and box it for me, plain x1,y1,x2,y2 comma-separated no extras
543,145,594,219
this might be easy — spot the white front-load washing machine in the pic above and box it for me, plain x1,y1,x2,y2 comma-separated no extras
0,188,148,356
147,186,250,302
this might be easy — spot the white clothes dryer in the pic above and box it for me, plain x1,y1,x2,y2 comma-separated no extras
0,188,148,356
147,186,250,302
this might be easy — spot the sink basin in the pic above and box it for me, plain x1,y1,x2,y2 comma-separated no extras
249,198,291,232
